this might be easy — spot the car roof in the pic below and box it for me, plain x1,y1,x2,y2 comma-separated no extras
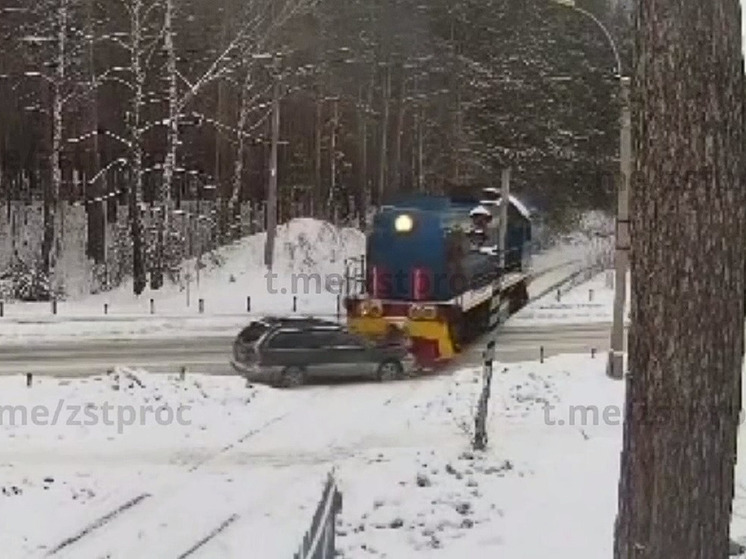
254,316,343,330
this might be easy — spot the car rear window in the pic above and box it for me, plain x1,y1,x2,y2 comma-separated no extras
238,322,268,343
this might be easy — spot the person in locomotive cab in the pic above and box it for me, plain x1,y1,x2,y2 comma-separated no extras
469,205,492,246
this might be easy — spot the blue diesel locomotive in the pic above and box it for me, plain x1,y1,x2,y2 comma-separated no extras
345,188,532,366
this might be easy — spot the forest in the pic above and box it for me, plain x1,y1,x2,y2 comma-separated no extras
0,0,631,296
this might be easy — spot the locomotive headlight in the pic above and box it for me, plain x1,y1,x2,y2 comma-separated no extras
394,214,413,233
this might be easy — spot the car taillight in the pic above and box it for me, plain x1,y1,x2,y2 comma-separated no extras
412,267,430,301
368,265,389,298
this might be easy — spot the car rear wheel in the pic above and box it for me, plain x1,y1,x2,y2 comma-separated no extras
377,360,403,382
279,366,305,388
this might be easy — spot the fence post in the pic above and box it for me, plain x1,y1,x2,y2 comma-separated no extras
473,340,495,451
540,346,544,363
246,296,251,312
556,289,561,301
104,303,108,315
344,262,350,297
294,470,343,559
26,373,32,387
336,295,341,321
293,296,297,313
0,301,4,317
360,254,366,293
150,299,155,314
589,289,594,302
198,298,204,314
51,299,57,315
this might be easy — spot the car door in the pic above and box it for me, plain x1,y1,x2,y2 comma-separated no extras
260,330,310,371
326,331,376,377
302,330,339,378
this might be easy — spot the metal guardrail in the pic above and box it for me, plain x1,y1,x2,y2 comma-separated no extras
293,471,343,559
528,253,612,305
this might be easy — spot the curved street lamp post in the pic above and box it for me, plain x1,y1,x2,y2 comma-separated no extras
552,0,630,380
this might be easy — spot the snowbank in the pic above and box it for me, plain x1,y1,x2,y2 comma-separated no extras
0,218,365,321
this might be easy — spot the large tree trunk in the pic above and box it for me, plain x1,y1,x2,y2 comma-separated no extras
614,1,745,557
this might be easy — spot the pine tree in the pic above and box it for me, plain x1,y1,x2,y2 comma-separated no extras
614,0,745,556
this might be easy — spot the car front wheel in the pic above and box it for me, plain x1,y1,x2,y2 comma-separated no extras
279,366,305,388
376,360,403,382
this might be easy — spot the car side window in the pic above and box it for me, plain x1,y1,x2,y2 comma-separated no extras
307,331,338,349
267,331,306,349
332,332,366,348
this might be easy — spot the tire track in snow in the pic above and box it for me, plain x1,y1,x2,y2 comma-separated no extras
105,376,441,558
175,514,240,559
39,389,327,559
45,493,151,556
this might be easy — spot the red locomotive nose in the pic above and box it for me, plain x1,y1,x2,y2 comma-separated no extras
368,265,389,298
412,267,431,301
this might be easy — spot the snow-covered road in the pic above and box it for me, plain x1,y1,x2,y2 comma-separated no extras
0,321,620,377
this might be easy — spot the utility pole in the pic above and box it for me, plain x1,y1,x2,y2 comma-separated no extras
377,65,390,204
550,0,630,380
499,167,510,274
327,97,338,215
264,54,280,270
607,77,631,379
417,104,424,191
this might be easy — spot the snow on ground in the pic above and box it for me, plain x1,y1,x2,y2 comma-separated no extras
9,352,746,558
333,356,626,558
0,369,327,558
0,356,623,558
513,268,631,326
